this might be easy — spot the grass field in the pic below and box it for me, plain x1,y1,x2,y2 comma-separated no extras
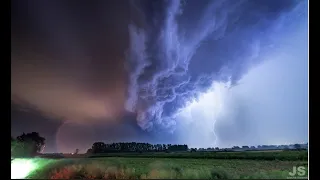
88,150,308,161
12,151,308,179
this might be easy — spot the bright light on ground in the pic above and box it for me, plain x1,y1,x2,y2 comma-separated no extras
11,158,37,179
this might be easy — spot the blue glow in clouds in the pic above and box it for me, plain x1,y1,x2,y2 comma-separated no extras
175,15,307,148
126,0,308,147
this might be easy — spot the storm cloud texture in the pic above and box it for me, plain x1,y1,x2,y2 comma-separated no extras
11,0,308,152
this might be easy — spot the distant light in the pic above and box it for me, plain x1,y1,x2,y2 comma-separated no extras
11,159,37,179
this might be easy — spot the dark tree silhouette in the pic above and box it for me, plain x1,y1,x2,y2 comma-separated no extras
11,137,18,156
92,142,107,153
294,144,301,150
13,132,45,157
86,148,93,154
74,149,79,154
88,142,189,154
17,132,45,153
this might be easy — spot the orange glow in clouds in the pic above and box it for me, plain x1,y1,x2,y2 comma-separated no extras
11,59,126,123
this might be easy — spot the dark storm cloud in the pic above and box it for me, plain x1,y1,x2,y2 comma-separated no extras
11,0,151,152
11,0,306,151
11,0,135,123
11,0,186,152
125,0,304,132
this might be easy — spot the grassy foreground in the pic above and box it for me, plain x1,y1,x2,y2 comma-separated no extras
88,150,308,161
25,157,308,179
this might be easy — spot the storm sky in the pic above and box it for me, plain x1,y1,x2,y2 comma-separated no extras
11,0,308,153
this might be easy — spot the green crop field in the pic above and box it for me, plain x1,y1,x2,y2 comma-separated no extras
12,150,308,179
88,150,308,161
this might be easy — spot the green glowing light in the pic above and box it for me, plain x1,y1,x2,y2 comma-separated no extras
11,158,37,179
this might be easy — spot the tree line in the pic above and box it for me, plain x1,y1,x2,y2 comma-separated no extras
11,132,306,157
87,142,189,154
10,132,189,157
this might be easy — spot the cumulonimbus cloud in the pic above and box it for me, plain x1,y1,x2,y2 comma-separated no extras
125,0,305,132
